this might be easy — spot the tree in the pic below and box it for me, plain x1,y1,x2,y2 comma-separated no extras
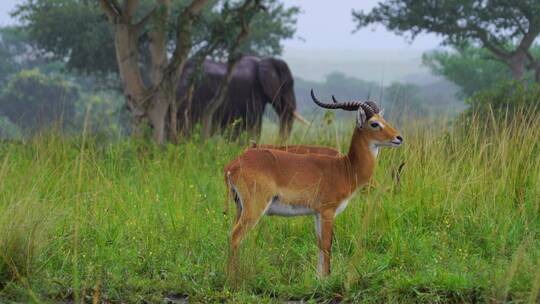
14,0,298,143
354,1,540,81
0,27,52,82
423,46,511,98
0,28,25,82
424,45,540,97
0,69,78,133
0,116,20,139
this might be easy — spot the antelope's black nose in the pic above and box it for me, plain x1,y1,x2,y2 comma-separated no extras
396,135,403,142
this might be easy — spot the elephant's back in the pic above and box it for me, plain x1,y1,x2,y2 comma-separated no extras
202,60,226,78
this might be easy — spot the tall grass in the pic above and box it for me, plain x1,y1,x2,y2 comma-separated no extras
0,109,539,303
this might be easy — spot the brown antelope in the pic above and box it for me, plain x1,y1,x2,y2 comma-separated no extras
224,90,403,276
223,144,340,215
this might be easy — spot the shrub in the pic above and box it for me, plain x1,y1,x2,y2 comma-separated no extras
0,69,79,134
0,116,20,139
466,81,540,114
457,81,540,132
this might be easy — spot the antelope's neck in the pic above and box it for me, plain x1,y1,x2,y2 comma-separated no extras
345,128,377,190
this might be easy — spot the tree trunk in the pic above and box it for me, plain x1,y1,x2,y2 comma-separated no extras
113,23,149,135
508,52,527,82
509,61,526,81
147,96,170,145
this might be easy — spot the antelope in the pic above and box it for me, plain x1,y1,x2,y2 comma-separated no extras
223,90,403,276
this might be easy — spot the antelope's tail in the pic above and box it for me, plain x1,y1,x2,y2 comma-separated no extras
223,171,233,215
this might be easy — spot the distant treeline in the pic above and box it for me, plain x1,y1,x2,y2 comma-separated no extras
294,72,464,121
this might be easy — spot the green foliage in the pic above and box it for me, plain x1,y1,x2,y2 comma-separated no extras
13,0,118,75
423,46,540,98
354,1,540,81
1,114,539,302
0,25,130,139
237,0,299,56
13,0,299,75
75,91,131,138
0,117,21,139
0,27,51,82
353,1,540,47
466,81,540,116
423,46,511,98
0,69,79,134
0,28,25,82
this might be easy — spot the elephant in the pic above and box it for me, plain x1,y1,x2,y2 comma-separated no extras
177,55,308,139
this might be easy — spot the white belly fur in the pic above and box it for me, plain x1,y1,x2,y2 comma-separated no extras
265,197,316,217
265,192,357,217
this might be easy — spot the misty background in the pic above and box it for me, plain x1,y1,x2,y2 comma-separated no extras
0,1,464,139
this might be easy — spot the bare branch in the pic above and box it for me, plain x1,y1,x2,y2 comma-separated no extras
517,27,540,52
122,0,139,19
471,25,511,61
99,0,122,22
110,0,122,14
168,0,211,73
134,7,157,31
148,1,171,85
526,50,538,63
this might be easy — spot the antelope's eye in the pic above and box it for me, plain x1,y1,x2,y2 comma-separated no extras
370,122,380,128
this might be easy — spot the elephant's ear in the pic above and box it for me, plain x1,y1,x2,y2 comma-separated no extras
257,58,283,103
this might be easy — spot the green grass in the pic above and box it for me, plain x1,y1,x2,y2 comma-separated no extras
0,111,539,303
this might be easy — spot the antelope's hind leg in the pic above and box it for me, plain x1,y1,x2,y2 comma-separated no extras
227,180,273,276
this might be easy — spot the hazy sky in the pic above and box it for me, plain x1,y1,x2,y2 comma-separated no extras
0,0,442,51
282,0,441,50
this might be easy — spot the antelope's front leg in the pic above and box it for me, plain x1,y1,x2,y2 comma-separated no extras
315,210,335,277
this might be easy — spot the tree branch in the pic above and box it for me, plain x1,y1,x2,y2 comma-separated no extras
134,7,157,32
99,0,122,22
148,0,171,86
122,0,139,19
517,27,540,53
471,25,511,61
167,0,210,74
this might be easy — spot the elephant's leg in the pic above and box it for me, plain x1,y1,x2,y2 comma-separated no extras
246,115,263,141
244,94,264,140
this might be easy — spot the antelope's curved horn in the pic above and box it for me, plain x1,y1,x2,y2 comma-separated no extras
310,89,360,111
332,95,339,103
293,111,310,126
360,103,375,118
364,101,380,113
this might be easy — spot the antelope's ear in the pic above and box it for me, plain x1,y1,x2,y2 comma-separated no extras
356,107,367,129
